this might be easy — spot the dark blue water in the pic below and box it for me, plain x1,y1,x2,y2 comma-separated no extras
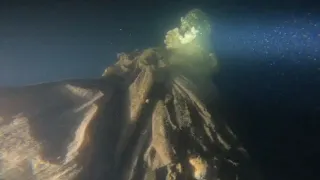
215,56,319,179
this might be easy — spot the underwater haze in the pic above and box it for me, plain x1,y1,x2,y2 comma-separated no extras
0,1,318,86
0,1,319,180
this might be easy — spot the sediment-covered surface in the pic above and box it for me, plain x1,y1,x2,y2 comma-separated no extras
0,48,262,180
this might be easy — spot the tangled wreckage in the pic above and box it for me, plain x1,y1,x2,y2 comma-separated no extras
0,9,262,180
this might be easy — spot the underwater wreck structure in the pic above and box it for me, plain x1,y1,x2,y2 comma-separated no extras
0,9,262,180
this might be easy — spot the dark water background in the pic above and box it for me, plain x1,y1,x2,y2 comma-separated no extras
215,57,319,179
0,1,319,179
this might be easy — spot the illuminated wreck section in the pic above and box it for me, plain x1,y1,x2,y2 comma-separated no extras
0,9,261,180
104,9,260,180
164,9,211,50
0,82,107,179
